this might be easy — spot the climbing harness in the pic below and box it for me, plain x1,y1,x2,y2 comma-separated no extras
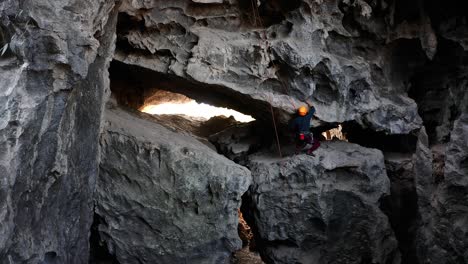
299,133,305,141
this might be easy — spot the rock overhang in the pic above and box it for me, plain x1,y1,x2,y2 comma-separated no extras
112,0,425,135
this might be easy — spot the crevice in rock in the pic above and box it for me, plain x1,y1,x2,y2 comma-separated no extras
0,24,14,58
340,121,422,264
342,121,418,153
232,205,264,264
407,38,468,145
89,213,119,264
233,193,266,264
115,13,155,57
380,153,420,264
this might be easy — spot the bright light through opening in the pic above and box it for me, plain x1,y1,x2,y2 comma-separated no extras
141,100,255,123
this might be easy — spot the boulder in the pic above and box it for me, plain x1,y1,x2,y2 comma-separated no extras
244,141,400,264
96,106,252,264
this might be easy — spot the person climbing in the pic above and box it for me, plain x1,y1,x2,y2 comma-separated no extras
290,103,320,156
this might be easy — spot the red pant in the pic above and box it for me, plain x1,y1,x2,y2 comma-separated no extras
296,134,320,154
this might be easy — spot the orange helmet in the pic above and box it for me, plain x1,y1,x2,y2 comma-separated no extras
298,106,308,116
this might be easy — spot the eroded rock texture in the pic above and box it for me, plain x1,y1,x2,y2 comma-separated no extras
243,142,399,264
114,0,426,130
0,1,116,263
96,106,251,264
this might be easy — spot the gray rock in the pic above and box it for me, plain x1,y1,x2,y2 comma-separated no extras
0,1,116,263
244,141,400,264
115,0,423,132
0,0,466,263
96,106,252,264
209,122,262,165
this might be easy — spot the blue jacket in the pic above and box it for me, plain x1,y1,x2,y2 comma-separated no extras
290,106,315,134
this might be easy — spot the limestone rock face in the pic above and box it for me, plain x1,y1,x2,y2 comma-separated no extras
96,106,252,264
115,0,424,131
243,142,399,264
0,1,116,263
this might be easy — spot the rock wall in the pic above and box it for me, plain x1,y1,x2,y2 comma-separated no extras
0,1,116,263
95,106,251,264
414,114,468,264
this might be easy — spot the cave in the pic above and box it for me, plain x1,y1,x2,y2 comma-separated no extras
107,60,272,140
109,60,278,123
3,1,468,264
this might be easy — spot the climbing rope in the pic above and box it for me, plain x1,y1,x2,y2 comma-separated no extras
251,1,297,110
250,0,301,158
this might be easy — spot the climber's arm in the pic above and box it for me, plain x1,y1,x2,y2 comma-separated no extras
305,99,315,118
306,105,315,119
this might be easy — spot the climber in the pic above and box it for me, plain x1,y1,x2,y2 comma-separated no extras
289,103,320,156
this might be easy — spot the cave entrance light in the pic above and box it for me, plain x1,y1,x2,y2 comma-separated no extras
141,99,255,123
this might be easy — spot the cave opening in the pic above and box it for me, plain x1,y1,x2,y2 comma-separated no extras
108,60,265,139
341,121,418,153
89,213,119,264
109,60,279,121
140,91,255,123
